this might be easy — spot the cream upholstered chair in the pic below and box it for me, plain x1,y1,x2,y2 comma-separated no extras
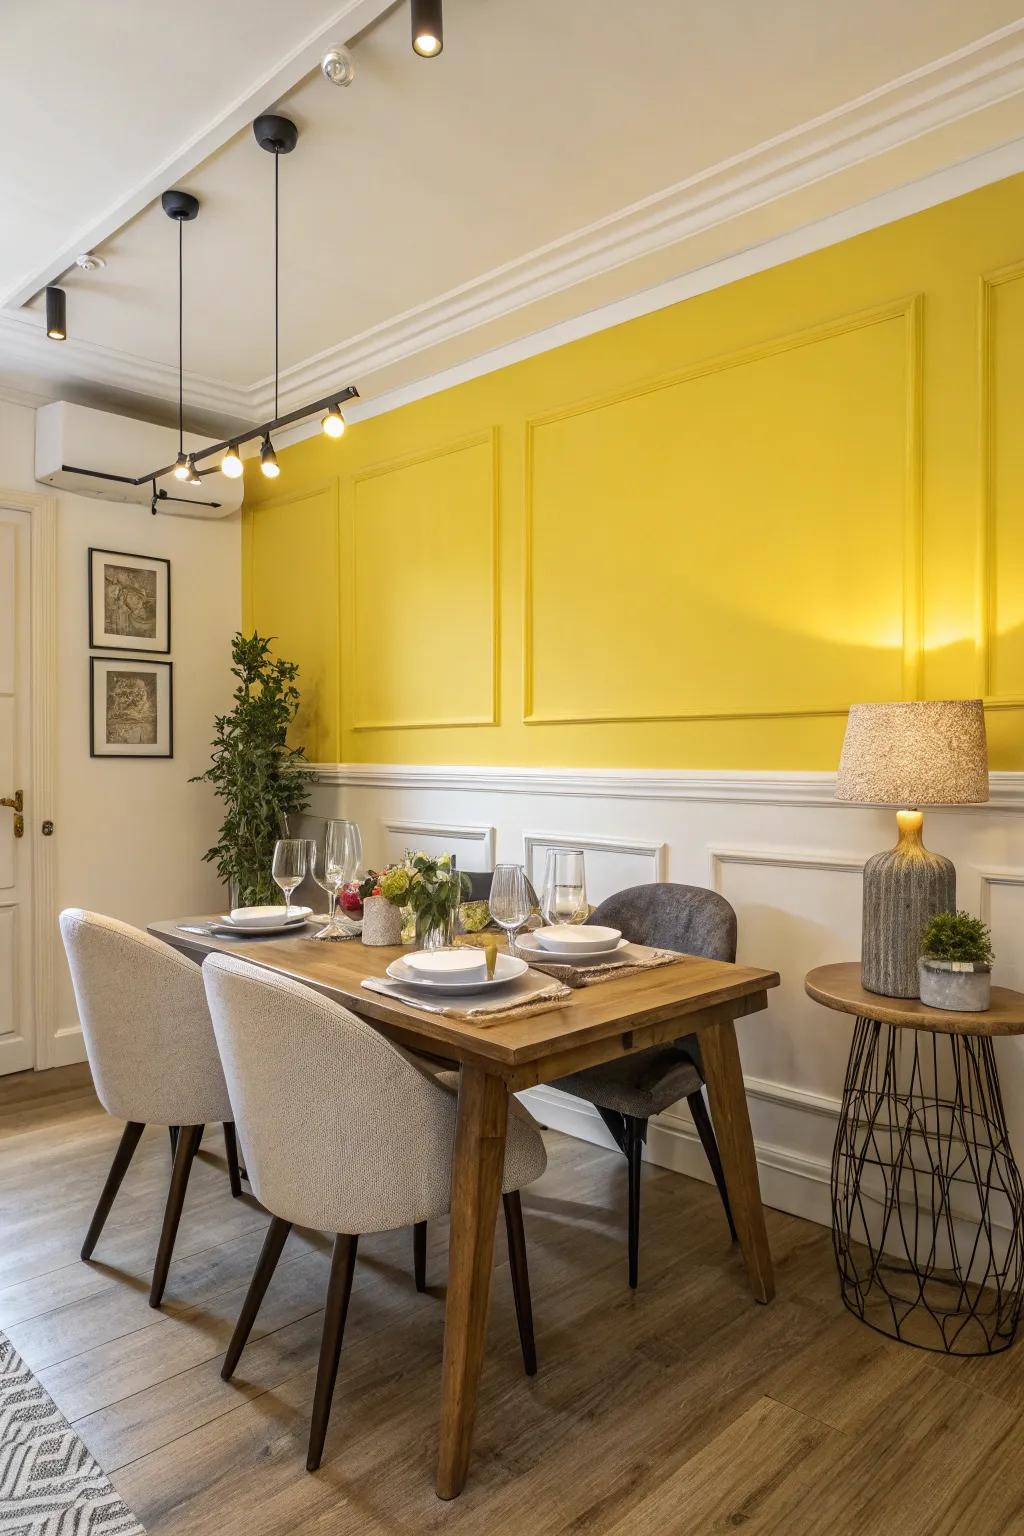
59,909,242,1308
202,952,547,1473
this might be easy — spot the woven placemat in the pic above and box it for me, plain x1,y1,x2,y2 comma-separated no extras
361,972,571,1025
511,941,683,989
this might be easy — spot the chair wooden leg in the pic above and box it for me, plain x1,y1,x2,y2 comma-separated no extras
688,1088,738,1241
307,1233,359,1472
413,1220,427,1293
625,1116,645,1290
222,1215,292,1380
503,1191,536,1376
149,1124,203,1309
223,1122,243,1199
81,1121,145,1261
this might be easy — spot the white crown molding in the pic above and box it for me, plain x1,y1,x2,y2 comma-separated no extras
0,0,397,313
8,22,1024,433
304,763,1024,811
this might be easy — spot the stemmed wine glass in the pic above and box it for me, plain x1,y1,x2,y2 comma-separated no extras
488,864,533,954
271,839,307,919
313,819,363,941
540,849,588,927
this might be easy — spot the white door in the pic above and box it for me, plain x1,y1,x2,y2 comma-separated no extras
0,507,33,1074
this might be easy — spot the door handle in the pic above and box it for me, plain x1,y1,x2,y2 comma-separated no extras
1,789,23,839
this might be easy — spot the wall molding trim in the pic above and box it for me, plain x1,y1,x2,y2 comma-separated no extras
523,830,667,885
10,24,1024,432
381,817,496,869
306,762,1024,811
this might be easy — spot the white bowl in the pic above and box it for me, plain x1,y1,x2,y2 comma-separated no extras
228,905,310,929
534,924,622,955
403,948,488,983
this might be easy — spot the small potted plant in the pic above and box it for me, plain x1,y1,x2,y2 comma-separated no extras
919,910,994,1012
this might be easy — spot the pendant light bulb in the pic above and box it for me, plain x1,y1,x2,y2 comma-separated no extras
221,442,244,479
321,404,346,439
45,286,67,340
260,435,280,479
172,452,189,481
411,0,443,55
186,455,203,486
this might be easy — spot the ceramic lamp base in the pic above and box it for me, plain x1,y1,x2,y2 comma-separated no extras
861,810,955,998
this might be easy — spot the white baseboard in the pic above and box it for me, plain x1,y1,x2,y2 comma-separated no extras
47,1022,87,1069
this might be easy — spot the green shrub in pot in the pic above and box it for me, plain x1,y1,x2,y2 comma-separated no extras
919,910,994,1012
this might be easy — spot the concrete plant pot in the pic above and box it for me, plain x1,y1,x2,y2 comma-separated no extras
361,895,403,946
918,957,991,1012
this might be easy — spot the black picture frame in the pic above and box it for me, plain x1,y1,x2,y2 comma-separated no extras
89,657,174,759
88,547,171,654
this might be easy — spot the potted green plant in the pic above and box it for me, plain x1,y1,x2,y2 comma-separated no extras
919,910,994,1012
191,631,309,907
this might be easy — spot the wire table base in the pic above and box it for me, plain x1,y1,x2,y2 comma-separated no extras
832,1015,1024,1355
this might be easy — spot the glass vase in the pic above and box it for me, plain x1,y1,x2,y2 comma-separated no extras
416,906,456,950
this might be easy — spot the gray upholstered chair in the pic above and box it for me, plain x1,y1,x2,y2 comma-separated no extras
552,883,738,1287
202,952,547,1473
58,909,243,1308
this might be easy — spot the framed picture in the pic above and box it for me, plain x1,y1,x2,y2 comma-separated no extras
88,547,170,653
90,658,173,759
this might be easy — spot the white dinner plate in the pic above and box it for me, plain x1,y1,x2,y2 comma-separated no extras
224,905,312,930
213,909,312,937
385,952,528,995
516,932,629,964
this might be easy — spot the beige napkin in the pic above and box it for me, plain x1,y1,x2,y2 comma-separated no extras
361,972,571,1025
511,941,683,989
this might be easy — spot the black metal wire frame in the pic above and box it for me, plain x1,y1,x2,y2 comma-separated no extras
832,1016,1024,1355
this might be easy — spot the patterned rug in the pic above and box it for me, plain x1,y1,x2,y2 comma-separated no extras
0,1330,145,1534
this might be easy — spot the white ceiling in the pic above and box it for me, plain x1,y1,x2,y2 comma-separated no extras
4,0,1024,434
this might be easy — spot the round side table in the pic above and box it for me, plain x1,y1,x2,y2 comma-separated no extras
805,962,1024,1356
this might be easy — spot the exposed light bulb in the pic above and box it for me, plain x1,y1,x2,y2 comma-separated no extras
260,436,280,479
173,451,189,481
221,443,244,478
186,455,203,486
321,404,346,439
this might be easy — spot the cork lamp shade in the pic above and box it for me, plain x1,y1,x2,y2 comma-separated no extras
835,700,989,998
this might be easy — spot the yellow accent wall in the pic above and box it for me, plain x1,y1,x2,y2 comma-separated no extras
242,171,1024,770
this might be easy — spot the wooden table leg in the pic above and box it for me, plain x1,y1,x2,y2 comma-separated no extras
436,1064,509,1500
700,1017,775,1304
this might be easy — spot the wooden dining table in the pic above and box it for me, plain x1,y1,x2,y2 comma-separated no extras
150,917,780,1498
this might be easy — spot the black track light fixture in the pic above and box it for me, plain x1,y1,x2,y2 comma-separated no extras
221,442,244,478
45,286,67,340
412,0,443,56
161,189,200,489
185,454,203,486
321,403,346,438
260,435,280,479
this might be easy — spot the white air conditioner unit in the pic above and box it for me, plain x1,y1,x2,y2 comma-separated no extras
34,401,242,517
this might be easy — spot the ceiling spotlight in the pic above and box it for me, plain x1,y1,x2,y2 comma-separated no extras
411,0,443,55
260,435,280,478
45,286,66,340
172,451,189,481
161,188,200,491
75,252,105,272
186,454,203,486
321,404,346,439
321,45,355,85
221,442,244,478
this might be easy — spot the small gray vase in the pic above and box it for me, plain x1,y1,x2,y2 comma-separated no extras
361,895,404,946
918,958,991,1012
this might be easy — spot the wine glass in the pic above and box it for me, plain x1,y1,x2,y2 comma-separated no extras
307,830,333,922
489,863,532,954
313,819,363,942
540,849,588,927
271,839,307,919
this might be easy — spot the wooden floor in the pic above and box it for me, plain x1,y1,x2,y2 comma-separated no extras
4,1067,1024,1536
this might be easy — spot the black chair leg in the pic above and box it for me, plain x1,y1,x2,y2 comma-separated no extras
413,1220,427,1292
595,1105,628,1154
503,1191,537,1376
307,1233,359,1472
223,1122,243,1198
81,1121,145,1261
149,1124,203,1308
168,1125,179,1159
222,1215,292,1380
625,1116,646,1289
687,1089,737,1242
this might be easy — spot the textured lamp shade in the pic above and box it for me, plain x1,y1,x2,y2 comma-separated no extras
835,700,989,806
836,700,989,999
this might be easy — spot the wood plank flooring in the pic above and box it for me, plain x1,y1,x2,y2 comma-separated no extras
3,1063,1024,1535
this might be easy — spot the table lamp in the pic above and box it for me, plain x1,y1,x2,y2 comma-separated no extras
835,699,988,998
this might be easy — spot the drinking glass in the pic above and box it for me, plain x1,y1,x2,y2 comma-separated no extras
540,849,588,927
271,839,307,918
489,863,533,954
307,831,333,921
313,819,363,942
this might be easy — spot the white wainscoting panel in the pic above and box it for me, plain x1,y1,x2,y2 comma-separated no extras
381,817,495,872
306,765,1024,1235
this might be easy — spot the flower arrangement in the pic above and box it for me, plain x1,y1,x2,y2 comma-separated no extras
368,852,471,948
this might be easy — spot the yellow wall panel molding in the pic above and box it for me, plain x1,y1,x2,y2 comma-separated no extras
978,261,1024,709
523,295,923,726
349,428,500,731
